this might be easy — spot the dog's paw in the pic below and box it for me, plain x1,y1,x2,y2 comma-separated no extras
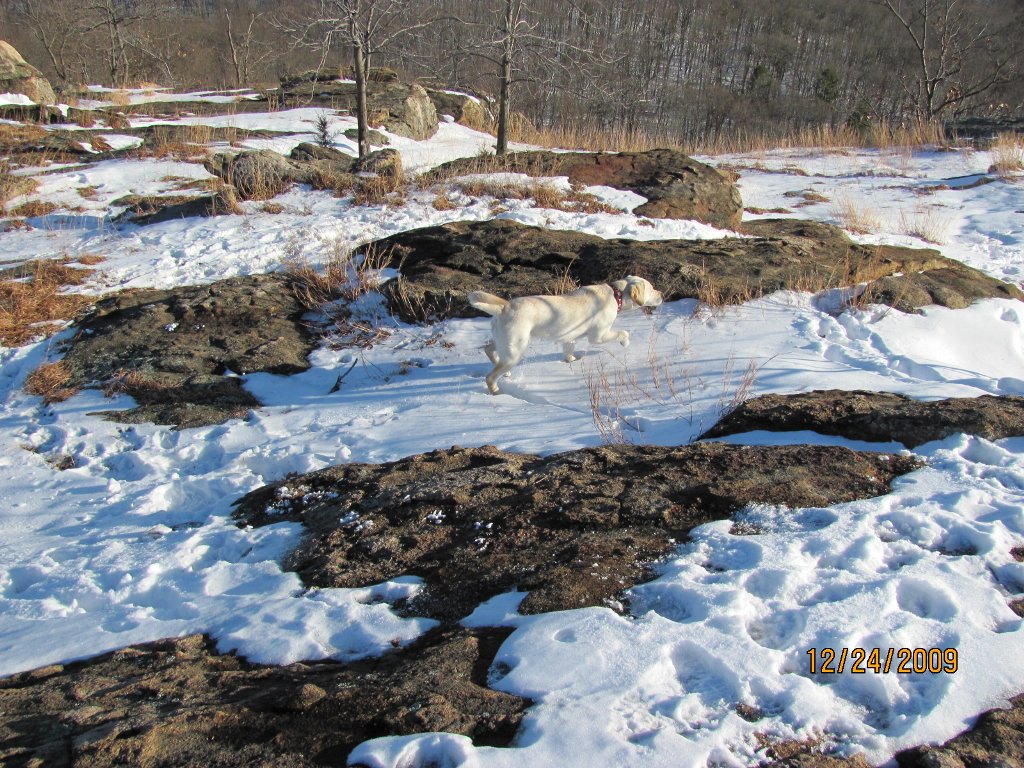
619,331,630,347
564,354,578,363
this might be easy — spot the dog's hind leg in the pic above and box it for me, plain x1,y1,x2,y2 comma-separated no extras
484,339,499,364
562,341,578,362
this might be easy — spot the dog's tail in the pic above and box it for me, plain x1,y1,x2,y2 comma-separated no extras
467,291,508,316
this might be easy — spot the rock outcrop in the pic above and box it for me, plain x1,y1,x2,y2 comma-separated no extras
429,149,744,228
427,89,491,130
277,76,439,140
58,275,318,428
367,218,1021,322
0,630,527,767
701,390,1024,448
0,41,55,105
234,442,920,623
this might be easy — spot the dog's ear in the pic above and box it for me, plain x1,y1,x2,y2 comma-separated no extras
629,284,643,306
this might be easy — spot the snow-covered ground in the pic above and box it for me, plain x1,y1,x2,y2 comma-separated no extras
1,98,1023,766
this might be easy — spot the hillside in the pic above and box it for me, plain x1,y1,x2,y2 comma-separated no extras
0,80,1023,767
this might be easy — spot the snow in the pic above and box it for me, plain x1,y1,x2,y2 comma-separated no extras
2,95,1024,767
0,92,35,106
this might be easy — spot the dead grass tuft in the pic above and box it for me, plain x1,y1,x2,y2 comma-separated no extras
0,258,96,346
989,133,1024,177
9,200,59,219
24,360,79,403
831,193,882,234
898,205,951,244
353,173,407,207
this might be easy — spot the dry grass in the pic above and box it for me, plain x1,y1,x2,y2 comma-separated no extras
513,117,949,156
24,360,79,403
431,188,457,211
109,90,132,108
76,253,106,265
76,185,100,200
831,193,882,234
898,205,951,244
285,242,393,312
448,177,620,214
0,258,96,346
353,172,407,207
102,368,170,400
261,202,285,214
72,110,96,128
989,133,1024,177
0,124,48,150
9,200,59,219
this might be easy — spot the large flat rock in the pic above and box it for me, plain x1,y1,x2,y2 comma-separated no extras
701,390,1024,448
234,442,920,623
368,218,1021,322
59,275,317,428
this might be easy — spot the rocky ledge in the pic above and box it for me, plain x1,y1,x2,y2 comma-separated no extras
234,442,919,622
368,218,1021,322
59,274,317,428
428,149,744,228
702,390,1024,448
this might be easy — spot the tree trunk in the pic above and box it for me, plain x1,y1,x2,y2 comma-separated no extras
354,38,370,159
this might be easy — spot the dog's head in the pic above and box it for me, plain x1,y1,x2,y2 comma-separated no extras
613,276,663,312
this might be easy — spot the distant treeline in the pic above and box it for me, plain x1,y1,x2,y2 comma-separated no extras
4,0,1022,143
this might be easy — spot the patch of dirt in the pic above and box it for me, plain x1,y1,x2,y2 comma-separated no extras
234,442,920,623
366,218,1020,322
57,274,318,428
700,390,1024,448
0,629,527,768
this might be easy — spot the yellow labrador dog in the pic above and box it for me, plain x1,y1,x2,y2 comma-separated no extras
468,276,663,395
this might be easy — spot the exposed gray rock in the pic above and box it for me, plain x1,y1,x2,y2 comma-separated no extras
354,147,402,177
427,149,744,227
0,630,527,767
343,126,390,146
234,442,920,623
427,89,491,130
365,218,1020,322
700,390,1024,448
58,275,318,428
204,149,296,200
278,77,439,140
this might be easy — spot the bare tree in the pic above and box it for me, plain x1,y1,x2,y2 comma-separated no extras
12,0,88,84
224,8,275,86
279,0,440,158
877,0,1020,120
451,0,611,155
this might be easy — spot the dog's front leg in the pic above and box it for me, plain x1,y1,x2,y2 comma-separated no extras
590,327,630,348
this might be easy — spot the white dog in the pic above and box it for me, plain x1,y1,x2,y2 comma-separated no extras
468,276,663,395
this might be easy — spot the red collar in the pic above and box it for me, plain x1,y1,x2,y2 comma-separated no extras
611,286,623,311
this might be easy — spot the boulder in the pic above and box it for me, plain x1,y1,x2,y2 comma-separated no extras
0,40,55,105
234,442,919,622
427,88,491,130
205,149,295,200
428,149,744,228
354,147,402,178
58,275,318,428
343,126,390,146
364,218,1021,323
278,77,439,140
701,390,1024,448
206,147,359,199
